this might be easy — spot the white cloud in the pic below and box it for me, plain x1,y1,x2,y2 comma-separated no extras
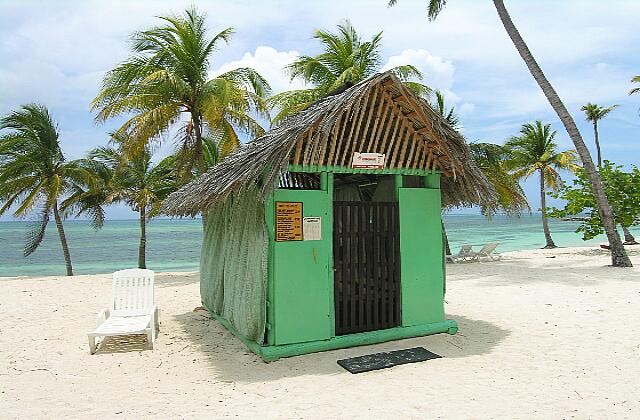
459,103,475,115
212,46,304,94
382,49,455,90
381,48,473,115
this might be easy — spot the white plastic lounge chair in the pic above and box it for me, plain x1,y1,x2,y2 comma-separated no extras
88,269,159,354
445,244,475,263
473,242,502,261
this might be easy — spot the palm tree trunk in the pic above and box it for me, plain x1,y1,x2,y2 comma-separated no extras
622,225,638,245
191,110,205,175
539,170,556,249
138,206,147,269
191,110,209,232
53,201,73,276
593,120,602,167
492,0,631,267
442,218,451,256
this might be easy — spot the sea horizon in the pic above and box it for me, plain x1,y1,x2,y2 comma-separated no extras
1,213,634,277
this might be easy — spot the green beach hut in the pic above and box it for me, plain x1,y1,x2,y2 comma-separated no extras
163,72,495,361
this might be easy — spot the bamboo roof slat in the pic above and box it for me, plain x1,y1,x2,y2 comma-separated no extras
384,107,403,167
354,86,380,154
338,96,366,166
390,123,406,168
370,100,393,153
397,130,412,169
406,129,419,167
327,107,350,165
302,129,315,166
341,90,373,166
366,97,387,152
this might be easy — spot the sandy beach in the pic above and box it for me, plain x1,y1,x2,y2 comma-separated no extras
2,246,639,419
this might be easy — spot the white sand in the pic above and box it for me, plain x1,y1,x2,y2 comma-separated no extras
2,246,640,419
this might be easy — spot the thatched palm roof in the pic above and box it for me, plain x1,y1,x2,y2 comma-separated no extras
163,71,496,216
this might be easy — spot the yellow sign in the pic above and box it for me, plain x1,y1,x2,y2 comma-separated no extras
275,202,303,241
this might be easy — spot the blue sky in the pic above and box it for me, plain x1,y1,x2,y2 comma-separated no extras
1,0,639,220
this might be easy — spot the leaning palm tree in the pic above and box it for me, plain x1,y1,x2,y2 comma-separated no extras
87,146,177,269
0,104,103,276
268,20,430,124
581,103,618,167
505,121,579,248
91,6,270,178
389,0,630,266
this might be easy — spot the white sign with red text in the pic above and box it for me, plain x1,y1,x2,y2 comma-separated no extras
351,152,385,169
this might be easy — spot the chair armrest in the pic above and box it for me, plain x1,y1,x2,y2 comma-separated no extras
96,308,110,328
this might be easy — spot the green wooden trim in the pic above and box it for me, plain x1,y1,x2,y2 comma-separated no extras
288,164,439,176
394,174,403,200
320,172,328,191
258,320,457,362
424,172,441,189
326,172,335,338
205,304,457,362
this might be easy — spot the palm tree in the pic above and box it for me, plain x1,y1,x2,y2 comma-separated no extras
630,76,640,95
268,20,430,124
432,92,528,254
87,146,177,269
505,121,579,248
581,103,618,167
0,104,103,276
431,90,460,129
469,142,529,217
91,6,270,179
389,0,631,266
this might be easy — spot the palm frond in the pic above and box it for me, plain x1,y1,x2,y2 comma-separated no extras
581,102,619,122
24,207,50,256
629,75,640,95
217,67,272,98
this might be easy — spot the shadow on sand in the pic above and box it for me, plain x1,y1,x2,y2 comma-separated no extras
94,335,151,354
173,309,509,383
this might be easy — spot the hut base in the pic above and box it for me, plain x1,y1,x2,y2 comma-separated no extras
207,308,458,362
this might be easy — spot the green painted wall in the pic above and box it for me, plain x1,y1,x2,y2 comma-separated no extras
269,189,332,345
398,187,445,326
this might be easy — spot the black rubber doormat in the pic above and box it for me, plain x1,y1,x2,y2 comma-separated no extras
337,347,442,374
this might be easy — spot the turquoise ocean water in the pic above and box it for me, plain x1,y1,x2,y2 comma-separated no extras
0,214,636,277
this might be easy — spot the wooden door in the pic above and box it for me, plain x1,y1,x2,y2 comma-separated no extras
333,201,400,335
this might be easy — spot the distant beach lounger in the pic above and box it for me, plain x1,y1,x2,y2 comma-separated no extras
473,242,502,261
88,269,160,354
446,244,476,263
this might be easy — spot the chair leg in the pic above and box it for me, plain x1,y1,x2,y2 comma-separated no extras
147,330,154,350
155,308,160,334
88,336,96,355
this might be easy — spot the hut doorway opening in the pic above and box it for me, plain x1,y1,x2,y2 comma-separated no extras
333,174,401,335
